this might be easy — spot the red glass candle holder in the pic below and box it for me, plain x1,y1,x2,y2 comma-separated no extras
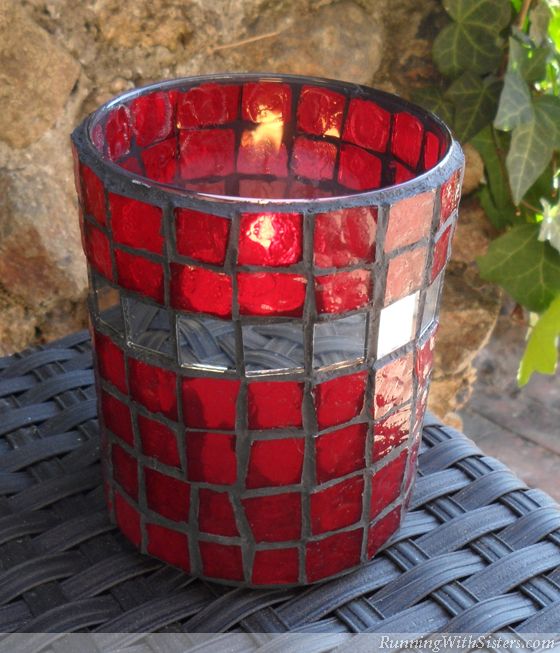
72,73,464,587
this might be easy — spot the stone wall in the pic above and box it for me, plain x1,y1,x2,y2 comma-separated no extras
0,0,500,422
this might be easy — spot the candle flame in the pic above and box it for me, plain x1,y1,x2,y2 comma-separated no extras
242,107,284,153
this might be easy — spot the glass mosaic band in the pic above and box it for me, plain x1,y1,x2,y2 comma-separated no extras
71,73,464,587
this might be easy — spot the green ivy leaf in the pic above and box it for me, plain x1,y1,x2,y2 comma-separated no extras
549,6,560,52
446,72,501,141
412,87,454,125
479,186,517,228
538,198,560,253
518,296,560,386
477,223,560,311
505,97,559,204
494,39,534,130
433,0,511,77
529,1,551,45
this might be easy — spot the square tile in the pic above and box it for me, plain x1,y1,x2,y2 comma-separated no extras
115,249,164,303
305,528,362,583
198,488,239,536
291,137,337,180
242,322,304,374
314,370,367,429
377,292,418,358
141,138,177,184
105,105,131,161
128,357,178,420
242,82,291,124
112,443,138,500
248,380,303,429
145,467,190,522
384,191,435,252
431,226,452,282
109,193,164,255
374,352,413,420
170,264,232,318
114,491,141,547
384,247,427,305
94,330,127,393
391,161,415,184
178,314,236,370
342,98,390,152
416,329,437,388
138,414,180,468
423,131,441,170
297,85,345,137
421,272,443,334
313,314,367,369
181,377,240,429
370,450,408,519
237,272,307,317
130,91,175,147
391,112,423,168
124,297,173,358
237,128,288,177
440,168,462,223
146,522,190,571
367,505,402,557
238,179,288,199
200,541,244,581
310,476,364,534
179,129,235,179
186,431,237,485
84,222,112,280
177,83,239,128
252,548,299,585
315,423,367,484
338,144,381,191
314,206,377,268
238,212,302,266
101,390,133,445
315,270,372,314
81,164,106,225
373,405,411,462
242,492,301,542
246,437,304,488
175,207,230,265
93,277,124,332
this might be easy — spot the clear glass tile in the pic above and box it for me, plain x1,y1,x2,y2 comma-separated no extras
377,292,418,358
93,275,124,333
421,273,442,335
313,313,367,369
124,297,173,358
242,322,304,375
177,314,236,371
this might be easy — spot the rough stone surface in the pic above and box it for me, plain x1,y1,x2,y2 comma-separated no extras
461,143,485,196
0,1,80,149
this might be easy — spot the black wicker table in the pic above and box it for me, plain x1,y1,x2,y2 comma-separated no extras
1,331,560,643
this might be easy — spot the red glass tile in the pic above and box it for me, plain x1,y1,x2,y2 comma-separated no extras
373,405,411,462
91,122,104,151
310,476,364,534
306,528,362,583
431,226,451,282
374,353,413,420
287,180,331,199
106,105,131,161
416,330,436,387
315,370,367,429
145,467,190,522
114,491,141,547
237,272,306,317
237,129,288,176
141,138,177,184
384,191,434,252
120,156,143,174
343,98,390,152
315,423,367,484
130,91,175,147
175,208,230,265
115,249,164,302
181,377,240,429
297,85,345,137
101,390,133,445
367,505,402,557
423,131,441,170
238,212,302,266
179,129,235,179
338,144,382,191
170,264,232,317
392,162,415,184
248,381,303,429
84,222,112,279
314,206,377,268
182,180,227,194
440,168,462,223
238,179,287,199
315,270,372,314
146,522,190,571
198,488,239,536
370,450,407,519
242,82,291,124
112,443,138,500
94,331,126,393
242,492,301,542
391,112,424,168
384,246,427,305
109,193,163,254
291,137,336,181
246,438,304,488
128,357,178,420
138,414,180,468
177,83,239,128
186,431,237,485
252,548,299,585
200,541,243,581
81,164,106,225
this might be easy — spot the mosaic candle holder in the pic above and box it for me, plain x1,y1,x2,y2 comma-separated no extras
72,73,464,587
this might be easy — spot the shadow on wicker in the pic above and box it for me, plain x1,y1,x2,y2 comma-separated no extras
1,331,560,636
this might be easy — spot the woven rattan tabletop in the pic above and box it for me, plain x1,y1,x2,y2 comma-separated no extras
1,330,560,640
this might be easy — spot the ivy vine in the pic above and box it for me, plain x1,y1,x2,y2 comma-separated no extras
417,0,560,385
